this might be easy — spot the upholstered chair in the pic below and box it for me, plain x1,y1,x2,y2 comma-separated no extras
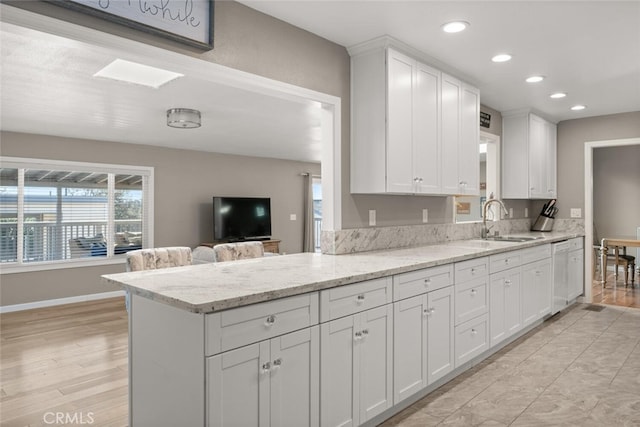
212,241,264,262
126,247,192,272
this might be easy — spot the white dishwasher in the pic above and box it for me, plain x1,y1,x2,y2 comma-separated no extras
552,240,570,315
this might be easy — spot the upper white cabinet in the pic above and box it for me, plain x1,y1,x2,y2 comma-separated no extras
502,112,557,199
441,74,480,195
350,43,479,196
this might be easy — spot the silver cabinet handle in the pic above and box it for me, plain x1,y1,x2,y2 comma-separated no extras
264,314,276,326
354,331,362,341
424,278,431,287
362,329,369,336
272,358,282,370
356,294,366,304
471,329,477,335
470,289,477,295
430,308,436,315
261,361,271,374
423,308,430,317
505,279,512,286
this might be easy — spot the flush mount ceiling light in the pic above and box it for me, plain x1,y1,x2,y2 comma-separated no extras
442,21,469,33
491,54,512,63
550,92,567,99
167,108,201,128
94,59,183,89
571,105,587,111
526,75,545,83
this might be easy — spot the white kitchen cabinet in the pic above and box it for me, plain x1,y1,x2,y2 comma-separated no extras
489,268,522,347
350,43,479,196
207,326,319,427
320,305,393,427
393,286,454,404
521,258,552,327
502,112,557,199
441,73,480,195
568,238,584,301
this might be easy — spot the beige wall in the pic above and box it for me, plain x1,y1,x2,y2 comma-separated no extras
557,111,640,219
0,131,320,305
593,145,640,239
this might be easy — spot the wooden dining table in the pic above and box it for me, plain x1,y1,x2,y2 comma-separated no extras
600,237,639,286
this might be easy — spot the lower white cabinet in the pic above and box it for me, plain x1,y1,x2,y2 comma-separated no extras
393,286,454,404
489,268,522,347
454,313,489,367
521,258,552,327
568,248,584,301
320,305,393,427
207,326,319,427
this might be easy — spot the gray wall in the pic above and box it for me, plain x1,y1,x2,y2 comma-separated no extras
593,145,640,239
556,111,640,219
0,131,320,305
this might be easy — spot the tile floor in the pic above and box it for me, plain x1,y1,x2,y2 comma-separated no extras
380,303,640,426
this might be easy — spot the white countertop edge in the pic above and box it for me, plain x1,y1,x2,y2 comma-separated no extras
102,232,584,314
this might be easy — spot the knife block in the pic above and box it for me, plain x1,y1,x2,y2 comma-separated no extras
531,215,554,232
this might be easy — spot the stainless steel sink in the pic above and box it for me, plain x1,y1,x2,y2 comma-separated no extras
485,235,545,242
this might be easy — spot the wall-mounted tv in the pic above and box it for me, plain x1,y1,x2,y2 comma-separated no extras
213,196,272,241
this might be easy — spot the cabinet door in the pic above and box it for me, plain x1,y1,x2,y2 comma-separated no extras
427,286,454,384
489,273,507,346
528,114,548,199
270,327,319,427
545,121,557,198
207,342,269,427
359,305,393,423
441,73,461,194
320,316,358,427
393,295,427,404
413,62,441,194
459,83,480,195
537,259,552,318
568,249,584,301
387,49,415,193
504,269,522,338
521,263,540,327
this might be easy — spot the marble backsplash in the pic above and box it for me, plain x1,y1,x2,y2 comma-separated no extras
321,219,585,255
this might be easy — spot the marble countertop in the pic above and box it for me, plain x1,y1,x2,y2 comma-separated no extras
102,231,583,314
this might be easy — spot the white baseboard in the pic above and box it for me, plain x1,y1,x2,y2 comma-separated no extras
0,290,125,313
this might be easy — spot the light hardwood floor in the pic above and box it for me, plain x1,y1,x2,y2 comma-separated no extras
0,298,128,427
591,269,640,309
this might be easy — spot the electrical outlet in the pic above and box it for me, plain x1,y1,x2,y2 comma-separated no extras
290,214,297,221
369,210,376,226
509,208,514,218
524,207,529,218
570,208,581,218
422,209,428,223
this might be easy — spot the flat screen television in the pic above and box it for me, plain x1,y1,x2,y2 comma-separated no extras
213,196,272,241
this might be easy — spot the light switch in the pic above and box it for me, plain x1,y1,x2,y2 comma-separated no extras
422,209,429,223
369,210,376,226
509,208,514,218
570,208,581,218
290,214,297,221
524,208,529,218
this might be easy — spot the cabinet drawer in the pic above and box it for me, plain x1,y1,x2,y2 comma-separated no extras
489,251,522,274
454,314,489,368
520,244,551,265
455,257,488,283
454,277,488,326
393,264,453,301
568,237,583,251
320,277,392,322
205,293,319,356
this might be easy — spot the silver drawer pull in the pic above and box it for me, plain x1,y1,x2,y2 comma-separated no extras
264,314,276,326
423,308,430,316
504,259,509,264
424,278,431,285
261,361,271,373
471,329,477,335
356,294,366,304
361,329,369,336
470,268,476,274
505,279,512,286
272,358,282,370
470,289,477,295
354,331,362,341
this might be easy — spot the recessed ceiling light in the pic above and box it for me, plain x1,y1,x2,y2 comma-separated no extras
571,105,586,111
491,54,512,63
93,59,183,89
550,92,567,99
442,21,469,33
526,75,545,83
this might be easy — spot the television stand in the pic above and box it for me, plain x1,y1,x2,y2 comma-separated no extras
200,239,281,254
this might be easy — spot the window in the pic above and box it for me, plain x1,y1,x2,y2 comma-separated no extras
0,157,153,272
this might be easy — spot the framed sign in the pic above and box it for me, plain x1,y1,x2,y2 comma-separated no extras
480,111,491,128
46,0,214,50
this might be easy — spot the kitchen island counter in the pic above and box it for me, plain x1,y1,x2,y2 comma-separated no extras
102,231,582,314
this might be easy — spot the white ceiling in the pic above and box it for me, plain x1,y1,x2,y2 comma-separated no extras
239,0,640,122
0,14,324,163
1,2,639,164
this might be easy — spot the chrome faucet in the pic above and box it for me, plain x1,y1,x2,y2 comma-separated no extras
482,197,509,239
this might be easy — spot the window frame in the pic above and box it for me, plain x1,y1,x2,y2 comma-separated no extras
0,156,154,274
